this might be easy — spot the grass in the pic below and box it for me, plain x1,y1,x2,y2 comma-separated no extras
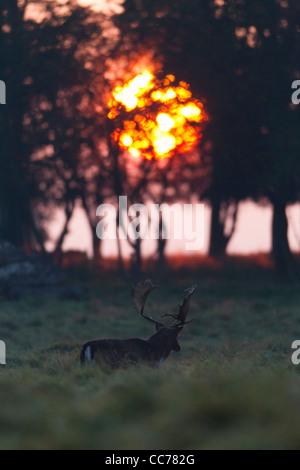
0,261,300,449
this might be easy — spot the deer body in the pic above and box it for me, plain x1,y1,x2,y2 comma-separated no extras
80,280,196,369
80,326,182,368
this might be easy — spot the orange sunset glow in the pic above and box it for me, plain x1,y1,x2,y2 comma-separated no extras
108,71,207,160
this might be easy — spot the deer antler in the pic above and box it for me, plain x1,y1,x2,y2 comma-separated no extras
162,284,197,326
132,279,166,328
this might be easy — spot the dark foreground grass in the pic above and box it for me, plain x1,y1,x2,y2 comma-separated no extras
0,266,300,449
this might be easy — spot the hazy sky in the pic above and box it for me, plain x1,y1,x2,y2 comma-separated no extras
26,0,123,21
77,0,123,14
49,202,300,258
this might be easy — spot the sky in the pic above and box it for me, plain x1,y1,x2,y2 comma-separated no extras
49,201,300,259
76,0,123,14
25,0,124,22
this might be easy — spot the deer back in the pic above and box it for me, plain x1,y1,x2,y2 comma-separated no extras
80,337,157,368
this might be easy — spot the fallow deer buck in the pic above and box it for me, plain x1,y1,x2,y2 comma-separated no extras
80,279,196,368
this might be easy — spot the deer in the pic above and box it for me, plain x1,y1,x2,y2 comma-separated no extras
80,279,197,368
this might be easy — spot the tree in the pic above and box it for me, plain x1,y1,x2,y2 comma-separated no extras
113,0,300,275
0,0,32,247
0,0,109,258
113,0,260,257
232,0,300,276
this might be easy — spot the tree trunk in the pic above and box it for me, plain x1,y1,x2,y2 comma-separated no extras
53,199,75,265
130,237,142,284
157,213,167,267
92,234,102,264
272,199,295,278
0,108,32,247
209,198,237,257
116,221,129,282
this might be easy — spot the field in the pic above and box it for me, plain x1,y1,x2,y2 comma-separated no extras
0,259,300,450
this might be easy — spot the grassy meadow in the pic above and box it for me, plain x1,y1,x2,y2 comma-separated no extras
0,259,300,450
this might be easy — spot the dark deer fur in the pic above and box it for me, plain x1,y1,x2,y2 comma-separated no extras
80,280,196,368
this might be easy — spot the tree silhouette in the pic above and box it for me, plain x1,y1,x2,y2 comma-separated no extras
0,0,109,257
114,0,300,275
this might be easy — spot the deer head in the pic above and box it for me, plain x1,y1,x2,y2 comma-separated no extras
132,279,197,361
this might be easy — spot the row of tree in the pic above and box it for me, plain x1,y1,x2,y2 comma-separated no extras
115,0,300,276
0,0,300,277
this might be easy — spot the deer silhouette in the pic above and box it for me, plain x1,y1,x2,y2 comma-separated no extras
80,280,196,368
